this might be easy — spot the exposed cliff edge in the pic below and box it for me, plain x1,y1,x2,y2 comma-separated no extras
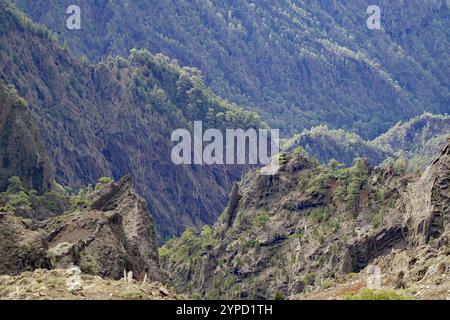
405,143,449,246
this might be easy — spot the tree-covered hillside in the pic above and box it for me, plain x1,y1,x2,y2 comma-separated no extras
13,0,450,138
282,125,392,166
374,113,450,170
0,0,261,240
283,113,450,169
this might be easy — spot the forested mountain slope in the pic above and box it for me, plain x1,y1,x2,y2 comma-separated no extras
0,0,261,240
283,113,450,169
283,125,393,166
14,0,450,138
374,113,450,169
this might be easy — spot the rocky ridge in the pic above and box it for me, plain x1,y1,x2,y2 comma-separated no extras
160,141,450,300
0,176,161,282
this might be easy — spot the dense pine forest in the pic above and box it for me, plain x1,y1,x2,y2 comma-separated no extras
13,0,449,137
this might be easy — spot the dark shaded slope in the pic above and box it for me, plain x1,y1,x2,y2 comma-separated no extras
0,1,258,240
0,83,53,193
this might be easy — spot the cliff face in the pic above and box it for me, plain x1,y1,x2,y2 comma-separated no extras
0,176,161,281
0,83,53,193
160,142,450,300
405,143,450,246
0,1,257,240
295,144,450,300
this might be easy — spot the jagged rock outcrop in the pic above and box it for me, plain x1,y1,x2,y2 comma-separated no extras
223,183,241,229
43,176,161,281
0,212,48,275
343,226,408,273
0,176,161,281
405,142,450,246
335,140,449,270
160,142,450,300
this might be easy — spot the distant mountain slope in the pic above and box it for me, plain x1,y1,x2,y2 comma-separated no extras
282,125,392,166
283,113,450,169
374,113,450,169
13,0,450,138
0,0,261,240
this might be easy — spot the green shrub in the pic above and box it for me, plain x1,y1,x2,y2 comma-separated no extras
8,191,31,210
255,213,270,227
79,255,97,274
70,188,89,210
304,272,316,286
288,231,304,239
120,289,143,300
16,97,28,108
321,279,334,290
6,176,25,194
309,207,331,224
95,177,113,190
0,202,14,212
305,167,333,196
40,190,69,213
274,291,284,300
394,158,407,175
372,207,385,227
292,146,307,157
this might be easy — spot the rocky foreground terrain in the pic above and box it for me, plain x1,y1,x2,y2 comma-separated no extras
0,176,181,300
0,268,182,300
